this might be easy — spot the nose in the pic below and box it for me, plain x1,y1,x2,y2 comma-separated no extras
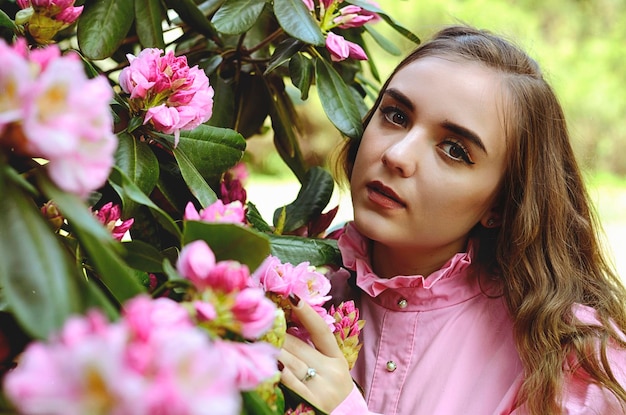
381,130,421,177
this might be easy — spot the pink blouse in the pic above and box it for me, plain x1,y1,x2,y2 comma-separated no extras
328,222,626,415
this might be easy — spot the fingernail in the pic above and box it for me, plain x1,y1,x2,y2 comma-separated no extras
288,294,301,308
277,361,284,371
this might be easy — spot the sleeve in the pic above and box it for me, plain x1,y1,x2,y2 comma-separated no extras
561,340,626,414
330,384,382,415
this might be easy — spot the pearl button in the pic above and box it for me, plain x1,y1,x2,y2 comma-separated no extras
386,361,397,372
398,299,408,309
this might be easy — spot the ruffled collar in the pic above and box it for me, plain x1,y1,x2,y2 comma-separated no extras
337,222,475,298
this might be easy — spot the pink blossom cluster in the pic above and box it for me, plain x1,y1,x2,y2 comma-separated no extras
184,200,246,224
3,296,279,414
119,49,214,145
15,0,83,44
329,300,365,369
177,240,278,340
302,0,381,62
93,202,135,241
220,162,249,205
0,39,117,198
251,255,336,341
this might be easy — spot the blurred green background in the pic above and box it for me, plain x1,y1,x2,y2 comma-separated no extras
244,0,626,276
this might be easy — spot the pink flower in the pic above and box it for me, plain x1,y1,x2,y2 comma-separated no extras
122,296,193,342
177,240,250,293
232,288,278,339
329,301,365,369
220,162,249,204
214,340,279,390
119,48,214,145
333,5,375,29
3,297,243,415
16,0,83,44
325,32,368,62
286,403,316,414
93,202,134,241
184,200,246,224
176,239,217,286
301,0,314,10
252,256,331,306
0,40,116,198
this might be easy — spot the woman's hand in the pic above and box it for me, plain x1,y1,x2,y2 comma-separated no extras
278,295,355,413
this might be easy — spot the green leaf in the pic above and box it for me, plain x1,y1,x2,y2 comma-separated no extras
37,173,145,306
273,0,325,46
211,0,266,35
77,0,135,60
165,0,219,39
176,125,247,180
272,166,334,232
364,24,401,56
245,201,273,233
114,132,160,216
241,391,278,415
0,175,81,339
314,57,363,139
0,10,17,33
289,52,314,100
134,0,166,49
347,0,420,44
268,235,341,268
172,145,218,207
183,221,271,271
122,240,165,272
108,166,182,239
265,38,304,75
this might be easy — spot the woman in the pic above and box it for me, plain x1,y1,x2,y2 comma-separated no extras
278,25,626,414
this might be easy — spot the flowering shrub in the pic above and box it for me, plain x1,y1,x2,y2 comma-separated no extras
0,0,417,413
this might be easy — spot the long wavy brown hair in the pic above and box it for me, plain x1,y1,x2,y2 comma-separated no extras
337,25,626,414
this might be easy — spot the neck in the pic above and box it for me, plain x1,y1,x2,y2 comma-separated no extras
370,239,469,279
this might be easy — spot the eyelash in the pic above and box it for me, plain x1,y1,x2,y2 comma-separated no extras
380,106,407,127
379,105,475,165
438,140,475,165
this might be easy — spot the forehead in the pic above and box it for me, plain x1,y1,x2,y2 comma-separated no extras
387,56,509,155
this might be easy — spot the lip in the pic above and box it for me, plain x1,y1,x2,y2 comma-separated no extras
366,180,406,209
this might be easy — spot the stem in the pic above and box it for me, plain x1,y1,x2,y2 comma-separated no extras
246,28,284,54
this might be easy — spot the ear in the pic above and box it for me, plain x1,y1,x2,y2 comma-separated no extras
480,209,502,229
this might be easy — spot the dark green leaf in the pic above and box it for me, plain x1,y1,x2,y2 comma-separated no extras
272,167,334,232
77,0,135,60
183,221,271,271
273,0,325,46
0,176,81,339
314,58,363,139
122,240,165,272
246,201,273,233
241,391,278,415
265,38,304,75
165,0,219,39
268,234,341,267
108,166,182,239
134,0,166,49
176,125,247,179
115,132,160,216
38,173,145,306
172,145,218,207
289,52,314,100
211,0,266,35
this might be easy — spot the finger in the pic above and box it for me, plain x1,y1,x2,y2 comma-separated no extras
290,295,343,358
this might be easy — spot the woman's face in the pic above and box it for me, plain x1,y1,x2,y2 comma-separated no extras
350,56,509,275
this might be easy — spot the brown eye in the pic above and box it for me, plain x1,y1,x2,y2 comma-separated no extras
438,140,475,165
381,106,408,127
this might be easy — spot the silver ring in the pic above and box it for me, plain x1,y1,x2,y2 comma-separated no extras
301,367,316,382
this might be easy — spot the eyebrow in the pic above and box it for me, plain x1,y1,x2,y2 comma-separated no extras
383,88,488,155
441,120,488,155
